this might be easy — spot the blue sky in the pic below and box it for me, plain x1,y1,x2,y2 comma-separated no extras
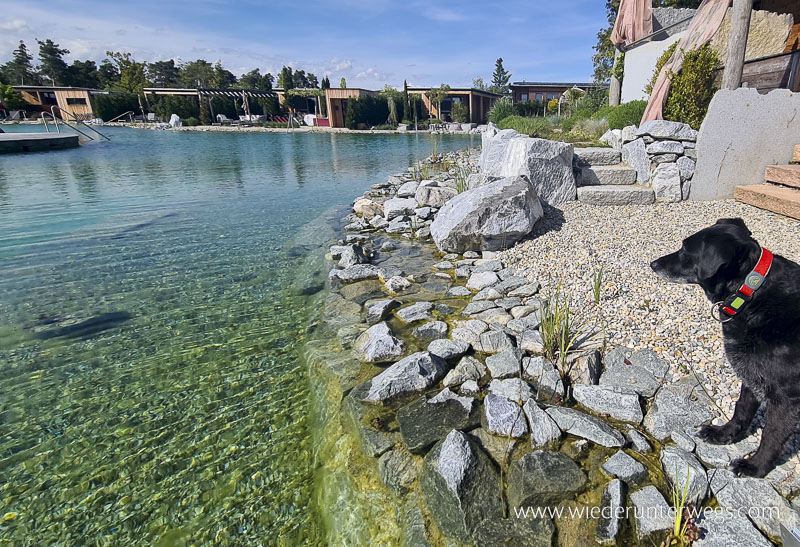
0,0,607,88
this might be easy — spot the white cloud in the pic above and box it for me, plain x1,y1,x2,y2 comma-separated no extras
425,8,467,22
0,18,30,32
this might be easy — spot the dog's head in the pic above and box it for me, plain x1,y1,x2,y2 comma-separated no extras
650,218,761,299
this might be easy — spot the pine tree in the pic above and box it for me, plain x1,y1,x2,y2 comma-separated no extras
491,58,511,95
340,77,346,89
2,41,37,85
37,39,71,86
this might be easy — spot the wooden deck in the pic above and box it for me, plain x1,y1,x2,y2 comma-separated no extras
0,132,80,154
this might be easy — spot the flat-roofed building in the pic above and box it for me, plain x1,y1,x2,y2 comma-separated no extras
407,87,501,124
509,82,606,104
14,85,107,121
324,88,377,128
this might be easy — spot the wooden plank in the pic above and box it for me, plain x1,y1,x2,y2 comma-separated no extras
794,145,800,163
786,23,800,53
766,165,800,188
735,184,800,220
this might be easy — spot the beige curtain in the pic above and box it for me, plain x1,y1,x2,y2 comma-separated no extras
611,0,654,46
641,0,731,123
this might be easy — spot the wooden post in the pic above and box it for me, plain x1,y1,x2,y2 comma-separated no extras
242,90,251,119
722,0,754,90
609,48,622,106
208,96,215,123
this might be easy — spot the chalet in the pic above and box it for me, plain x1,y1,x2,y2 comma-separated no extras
14,85,107,121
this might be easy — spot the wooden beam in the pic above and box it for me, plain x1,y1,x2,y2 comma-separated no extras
722,0,754,90
609,48,622,106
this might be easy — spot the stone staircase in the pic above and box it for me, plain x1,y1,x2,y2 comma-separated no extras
734,145,800,220
574,148,655,205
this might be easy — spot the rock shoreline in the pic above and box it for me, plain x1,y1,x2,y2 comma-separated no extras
305,146,800,546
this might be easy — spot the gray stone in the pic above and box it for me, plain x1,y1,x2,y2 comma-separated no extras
709,468,800,539
628,348,669,379
396,181,419,198
465,271,499,291
579,165,637,186
629,486,673,540
454,266,472,278
692,88,800,200
370,216,389,229
337,264,381,283
378,449,419,497
472,287,504,301
643,387,714,440
646,140,684,154
508,282,540,298
378,266,405,282
574,147,621,166
546,407,625,447
462,300,496,315
621,124,637,143
412,321,449,341
677,155,696,182
386,217,411,234
596,479,625,544
414,206,433,220
567,350,603,385
415,185,457,208
401,496,430,547
522,400,561,447
478,134,577,205
488,378,533,404
693,510,771,547
365,299,400,324
446,286,472,297
689,429,758,468
431,175,544,253
450,319,488,345
483,394,528,438
398,392,479,454
486,348,523,379
623,430,651,456
519,329,545,354
473,330,515,354
507,311,541,333
420,430,503,542
602,450,647,482
471,516,555,547
336,245,369,268
384,275,412,293
428,339,469,362
383,197,418,220
572,385,643,423
443,356,486,387
671,429,696,453
652,162,682,203
522,356,564,400
396,301,434,323
337,324,365,349
600,128,622,150
636,119,697,141
577,185,655,205
432,260,454,271
473,308,513,326
494,297,523,310
651,153,679,164
661,446,709,504
682,179,691,200
459,380,480,396
507,450,587,508
361,352,448,404
353,322,405,363
622,137,650,184
599,362,661,397
359,425,395,458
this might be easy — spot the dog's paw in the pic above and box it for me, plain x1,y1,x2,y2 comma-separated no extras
697,424,737,445
729,458,768,478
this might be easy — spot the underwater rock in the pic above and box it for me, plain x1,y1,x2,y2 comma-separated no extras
361,352,448,404
352,322,405,363
507,450,587,508
546,407,625,448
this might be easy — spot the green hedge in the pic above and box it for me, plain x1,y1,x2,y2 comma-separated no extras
591,100,647,130
345,95,389,129
152,95,199,121
94,92,140,121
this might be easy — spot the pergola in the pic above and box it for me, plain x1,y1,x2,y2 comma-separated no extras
142,87,278,119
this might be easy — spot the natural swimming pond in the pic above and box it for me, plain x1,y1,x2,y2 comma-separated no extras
0,127,475,544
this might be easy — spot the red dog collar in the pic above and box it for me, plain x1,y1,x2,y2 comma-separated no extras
713,247,773,322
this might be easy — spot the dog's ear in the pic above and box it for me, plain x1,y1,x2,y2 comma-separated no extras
696,242,735,280
715,218,751,235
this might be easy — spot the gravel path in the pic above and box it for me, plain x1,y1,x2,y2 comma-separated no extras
500,200,800,423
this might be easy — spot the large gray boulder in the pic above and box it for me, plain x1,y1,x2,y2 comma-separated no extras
478,135,577,205
361,351,448,404
420,430,503,542
507,450,587,508
652,162,682,203
352,322,405,363
415,185,458,208
398,391,479,454
572,385,643,423
430,175,543,253
643,386,714,440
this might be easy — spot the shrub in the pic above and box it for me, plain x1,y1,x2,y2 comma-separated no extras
152,95,200,121
184,117,200,126
497,115,551,137
345,94,389,129
94,92,141,121
0,83,26,109
572,87,609,120
512,100,543,117
451,101,468,123
591,100,648,130
547,98,559,114
572,118,609,139
488,97,513,124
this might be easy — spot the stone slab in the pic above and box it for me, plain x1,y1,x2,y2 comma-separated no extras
579,165,637,186
765,164,800,188
734,184,800,220
577,185,655,205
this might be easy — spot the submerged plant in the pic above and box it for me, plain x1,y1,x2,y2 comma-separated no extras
661,465,701,547
431,134,440,162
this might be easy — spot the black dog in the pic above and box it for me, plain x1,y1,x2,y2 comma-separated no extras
651,218,800,478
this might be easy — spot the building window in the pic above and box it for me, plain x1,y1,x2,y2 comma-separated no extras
520,93,528,102
66,97,87,105
536,93,544,101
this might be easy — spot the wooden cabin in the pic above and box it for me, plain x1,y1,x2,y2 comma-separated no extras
406,87,501,124
324,88,377,128
14,86,105,121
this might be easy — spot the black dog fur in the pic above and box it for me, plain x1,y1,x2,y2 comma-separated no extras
651,218,800,478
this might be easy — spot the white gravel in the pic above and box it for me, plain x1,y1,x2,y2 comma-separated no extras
500,200,800,425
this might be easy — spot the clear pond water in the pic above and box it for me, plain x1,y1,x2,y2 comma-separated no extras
0,126,475,544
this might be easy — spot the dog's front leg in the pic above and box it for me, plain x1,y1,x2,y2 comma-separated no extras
698,384,759,444
730,401,798,478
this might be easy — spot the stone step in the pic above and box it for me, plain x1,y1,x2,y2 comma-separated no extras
765,164,800,188
574,147,621,166
735,184,800,220
579,165,638,187
794,145,800,163
577,185,655,206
